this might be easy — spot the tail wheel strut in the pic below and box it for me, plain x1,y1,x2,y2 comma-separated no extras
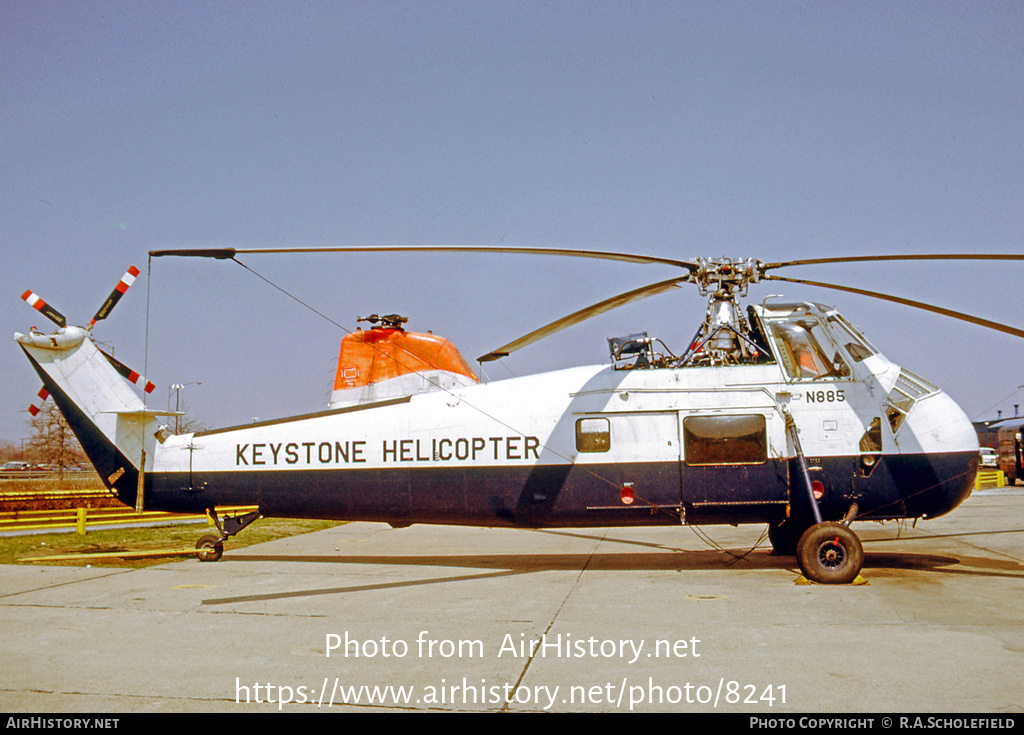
195,508,262,562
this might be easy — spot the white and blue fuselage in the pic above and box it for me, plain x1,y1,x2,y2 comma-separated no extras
17,302,978,531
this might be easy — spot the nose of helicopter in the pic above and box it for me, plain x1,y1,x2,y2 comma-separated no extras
891,388,979,519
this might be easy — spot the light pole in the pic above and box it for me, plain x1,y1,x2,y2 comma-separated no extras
168,381,202,433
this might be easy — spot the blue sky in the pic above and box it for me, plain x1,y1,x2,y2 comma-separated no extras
3,1,1023,442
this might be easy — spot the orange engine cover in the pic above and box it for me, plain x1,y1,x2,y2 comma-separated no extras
333,328,478,391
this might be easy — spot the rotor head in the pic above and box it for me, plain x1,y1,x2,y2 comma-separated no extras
689,257,763,297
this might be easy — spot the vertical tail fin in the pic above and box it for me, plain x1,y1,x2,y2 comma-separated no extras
16,327,159,506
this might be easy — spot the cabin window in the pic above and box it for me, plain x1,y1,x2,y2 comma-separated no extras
576,418,611,453
683,415,767,466
859,417,883,453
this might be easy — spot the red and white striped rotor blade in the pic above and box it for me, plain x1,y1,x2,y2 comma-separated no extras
28,387,49,416
125,368,156,394
21,290,67,328
90,265,140,328
97,348,156,393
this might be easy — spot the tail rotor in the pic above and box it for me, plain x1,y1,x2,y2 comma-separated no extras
20,290,68,329
19,265,153,416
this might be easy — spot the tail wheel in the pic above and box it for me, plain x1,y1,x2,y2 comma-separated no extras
196,534,224,562
796,522,863,584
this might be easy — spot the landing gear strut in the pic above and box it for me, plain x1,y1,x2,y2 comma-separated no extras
195,508,262,562
779,405,865,584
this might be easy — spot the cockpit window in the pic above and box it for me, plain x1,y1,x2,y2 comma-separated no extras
826,315,877,363
765,317,851,381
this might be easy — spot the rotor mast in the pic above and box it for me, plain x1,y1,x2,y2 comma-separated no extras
685,258,763,366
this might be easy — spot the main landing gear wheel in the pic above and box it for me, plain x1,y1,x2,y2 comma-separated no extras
796,522,863,585
195,534,224,562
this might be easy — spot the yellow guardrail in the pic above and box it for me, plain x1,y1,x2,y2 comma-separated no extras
975,469,1005,491
0,505,259,536
0,487,114,504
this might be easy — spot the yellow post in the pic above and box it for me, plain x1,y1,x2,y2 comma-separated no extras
76,507,87,535
135,448,146,513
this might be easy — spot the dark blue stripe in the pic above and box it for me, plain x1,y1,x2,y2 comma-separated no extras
144,451,976,528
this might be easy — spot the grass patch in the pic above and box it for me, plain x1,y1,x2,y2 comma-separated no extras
2,518,345,568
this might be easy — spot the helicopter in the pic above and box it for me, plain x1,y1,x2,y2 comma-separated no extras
14,247,1024,584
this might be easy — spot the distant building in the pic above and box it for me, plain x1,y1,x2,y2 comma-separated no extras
974,413,1020,449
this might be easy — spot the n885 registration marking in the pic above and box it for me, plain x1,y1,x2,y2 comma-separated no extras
806,389,845,404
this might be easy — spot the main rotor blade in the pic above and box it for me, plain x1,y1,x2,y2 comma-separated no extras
477,276,689,362
764,274,1024,340
150,245,699,271
149,248,237,259
762,253,1024,270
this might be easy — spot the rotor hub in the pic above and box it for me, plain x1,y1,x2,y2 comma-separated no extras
690,258,763,296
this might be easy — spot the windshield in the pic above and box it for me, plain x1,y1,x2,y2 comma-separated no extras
765,315,851,381
826,314,877,362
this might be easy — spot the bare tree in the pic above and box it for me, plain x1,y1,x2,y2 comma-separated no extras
0,439,19,463
163,396,207,435
27,402,85,478
167,384,207,434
